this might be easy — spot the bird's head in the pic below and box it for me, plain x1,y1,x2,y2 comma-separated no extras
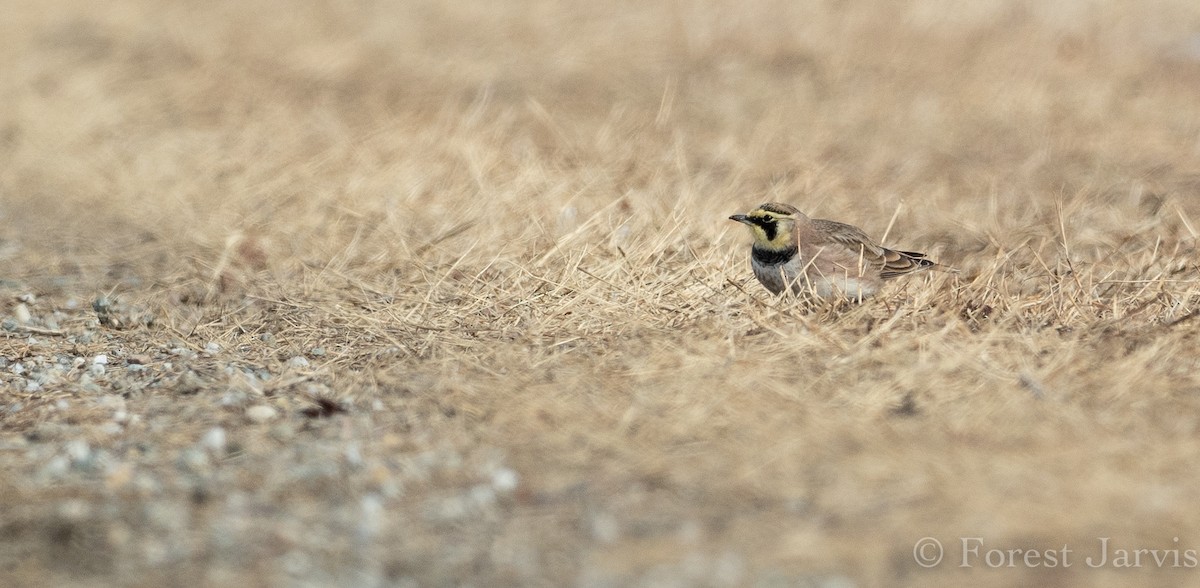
729,202,806,250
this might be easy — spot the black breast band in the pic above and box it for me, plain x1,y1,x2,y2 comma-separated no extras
752,245,798,265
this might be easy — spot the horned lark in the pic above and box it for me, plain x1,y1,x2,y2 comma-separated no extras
729,202,943,300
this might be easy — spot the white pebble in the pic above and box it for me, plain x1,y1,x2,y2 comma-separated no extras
65,439,91,464
469,484,496,506
287,356,310,369
57,499,89,520
678,519,703,543
245,405,278,423
281,551,311,576
179,448,210,473
491,467,519,493
13,303,31,324
40,455,70,478
713,551,745,586
92,354,108,365
591,512,620,544
204,341,221,354
344,443,363,466
359,494,385,537
201,427,227,453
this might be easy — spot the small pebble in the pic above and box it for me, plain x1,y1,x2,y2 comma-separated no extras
344,444,363,466
469,484,496,506
492,467,519,493
175,371,204,395
40,455,70,478
281,550,311,576
220,390,248,407
591,512,620,544
201,427,227,453
57,499,89,520
358,494,385,537
246,405,278,423
287,356,310,369
178,448,210,473
13,303,32,324
204,341,221,354
65,439,91,465
678,519,703,543
93,355,108,366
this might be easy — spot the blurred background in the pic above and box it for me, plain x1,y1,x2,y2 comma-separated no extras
3,1,1200,587
5,0,1200,267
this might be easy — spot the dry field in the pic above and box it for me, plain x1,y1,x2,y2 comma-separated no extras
4,0,1200,586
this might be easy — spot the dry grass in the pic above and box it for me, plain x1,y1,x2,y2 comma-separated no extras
3,0,1200,586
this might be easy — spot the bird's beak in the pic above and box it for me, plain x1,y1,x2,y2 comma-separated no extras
729,214,750,224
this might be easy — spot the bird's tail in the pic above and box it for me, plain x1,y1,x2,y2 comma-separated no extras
880,249,955,278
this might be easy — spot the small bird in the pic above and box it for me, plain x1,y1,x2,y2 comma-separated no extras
729,202,942,300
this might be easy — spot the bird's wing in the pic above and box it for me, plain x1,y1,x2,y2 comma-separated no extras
811,219,935,279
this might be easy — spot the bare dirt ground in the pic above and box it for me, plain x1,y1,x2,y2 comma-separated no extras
3,1,1200,586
